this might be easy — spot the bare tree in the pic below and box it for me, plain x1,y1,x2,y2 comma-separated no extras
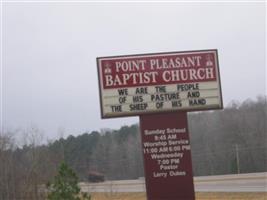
0,131,16,200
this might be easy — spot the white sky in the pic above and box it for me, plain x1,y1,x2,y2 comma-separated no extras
1,1,266,140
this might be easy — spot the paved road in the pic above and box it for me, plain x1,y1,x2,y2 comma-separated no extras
80,172,267,193
194,172,267,192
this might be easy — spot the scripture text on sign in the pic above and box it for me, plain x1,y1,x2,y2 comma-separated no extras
97,50,222,118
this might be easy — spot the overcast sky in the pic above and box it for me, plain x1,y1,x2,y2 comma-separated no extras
1,2,266,140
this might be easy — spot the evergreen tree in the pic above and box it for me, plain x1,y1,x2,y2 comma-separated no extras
47,162,90,200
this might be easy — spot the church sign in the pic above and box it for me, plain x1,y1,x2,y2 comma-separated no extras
97,49,222,118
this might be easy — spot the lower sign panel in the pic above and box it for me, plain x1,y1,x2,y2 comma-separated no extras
140,112,195,200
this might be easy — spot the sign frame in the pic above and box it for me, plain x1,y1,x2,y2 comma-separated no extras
97,49,223,119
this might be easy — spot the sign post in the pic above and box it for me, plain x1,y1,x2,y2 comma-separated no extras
140,112,195,200
97,49,223,200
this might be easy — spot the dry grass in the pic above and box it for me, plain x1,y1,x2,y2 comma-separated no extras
91,192,267,200
196,192,267,200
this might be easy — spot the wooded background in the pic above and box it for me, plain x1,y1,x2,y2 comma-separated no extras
0,96,266,199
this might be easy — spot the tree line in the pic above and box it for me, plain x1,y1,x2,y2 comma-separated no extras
0,96,266,199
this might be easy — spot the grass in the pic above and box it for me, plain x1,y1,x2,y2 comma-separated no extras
196,192,267,200
91,192,267,200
